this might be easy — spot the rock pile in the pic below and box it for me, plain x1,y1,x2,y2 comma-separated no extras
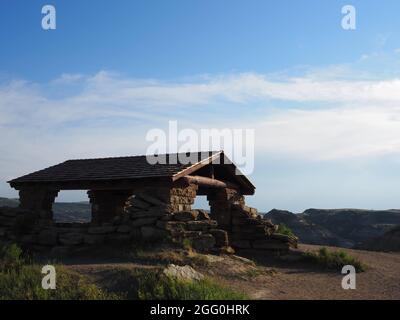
124,193,231,252
230,204,298,251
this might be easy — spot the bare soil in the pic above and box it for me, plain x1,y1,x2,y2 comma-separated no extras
65,244,400,300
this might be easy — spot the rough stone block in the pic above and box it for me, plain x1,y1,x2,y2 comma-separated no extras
186,220,217,231
20,234,37,244
232,224,266,234
252,240,290,250
59,233,84,246
130,217,157,227
130,198,152,210
230,232,267,241
88,226,116,234
50,246,71,257
129,228,142,240
37,229,58,246
0,209,17,218
196,210,210,220
219,246,235,254
141,226,167,240
231,240,251,249
163,264,204,282
156,220,186,231
269,233,292,242
117,225,132,233
0,216,16,227
192,234,216,251
136,194,167,207
129,210,164,219
209,229,229,247
173,211,198,222
84,234,105,245
107,233,131,243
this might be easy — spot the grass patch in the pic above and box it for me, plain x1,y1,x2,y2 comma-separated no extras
0,243,24,271
303,247,366,272
187,253,210,267
138,271,248,300
132,246,211,268
0,265,120,300
0,243,246,300
0,242,119,300
94,267,247,300
276,224,296,238
181,238,193,251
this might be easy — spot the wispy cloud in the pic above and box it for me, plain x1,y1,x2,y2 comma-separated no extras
2,56,400,195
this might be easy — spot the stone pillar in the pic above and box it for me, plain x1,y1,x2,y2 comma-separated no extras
88,190,133,225
168,184,198,213
207,188,244,231
19,187,59,221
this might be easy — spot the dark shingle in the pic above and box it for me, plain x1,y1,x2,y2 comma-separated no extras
9,151,220,183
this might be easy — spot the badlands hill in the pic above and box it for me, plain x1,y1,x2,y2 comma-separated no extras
264,208,400,250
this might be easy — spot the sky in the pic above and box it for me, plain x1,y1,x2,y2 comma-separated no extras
2,0,400,212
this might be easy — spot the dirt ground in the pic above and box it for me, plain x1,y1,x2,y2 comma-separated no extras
65,244,400,300
233,244,400,300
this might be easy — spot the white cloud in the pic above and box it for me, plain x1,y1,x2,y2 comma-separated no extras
256,105,400,160
2,64,400,194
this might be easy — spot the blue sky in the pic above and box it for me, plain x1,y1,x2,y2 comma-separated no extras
2,0,400,212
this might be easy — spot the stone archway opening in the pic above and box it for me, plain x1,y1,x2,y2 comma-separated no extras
192,195,210,214
53,190,91,223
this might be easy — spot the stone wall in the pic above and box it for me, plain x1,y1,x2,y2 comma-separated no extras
0,183,297,255
229,204,298,250
207,187,298,251
0,187,231,254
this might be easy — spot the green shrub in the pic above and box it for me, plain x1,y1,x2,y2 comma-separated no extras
276,224,295,238
181,238,193,251
101,268,248,300
303,247,366,272
0,243,24,271
188,253,210,267
0,264,119,300
138,272,248,300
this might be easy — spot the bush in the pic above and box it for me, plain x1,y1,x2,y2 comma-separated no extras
303,247,366,272
0,243,246,300
181,238,193,251
276,224,295,238
0,243,24,271
0,264,119,300
138,272,248,300
0,243,119,300
101,268,248,300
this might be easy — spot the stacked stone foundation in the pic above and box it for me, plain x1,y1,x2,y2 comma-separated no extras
0,183,297,255
229,204,298,251
0,187,231,254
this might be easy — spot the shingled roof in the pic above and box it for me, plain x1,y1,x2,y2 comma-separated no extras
8,151,255,194
9,151,222,184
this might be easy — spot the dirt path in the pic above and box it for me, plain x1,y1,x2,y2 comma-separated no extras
63,245,400,300
233,244,400,300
